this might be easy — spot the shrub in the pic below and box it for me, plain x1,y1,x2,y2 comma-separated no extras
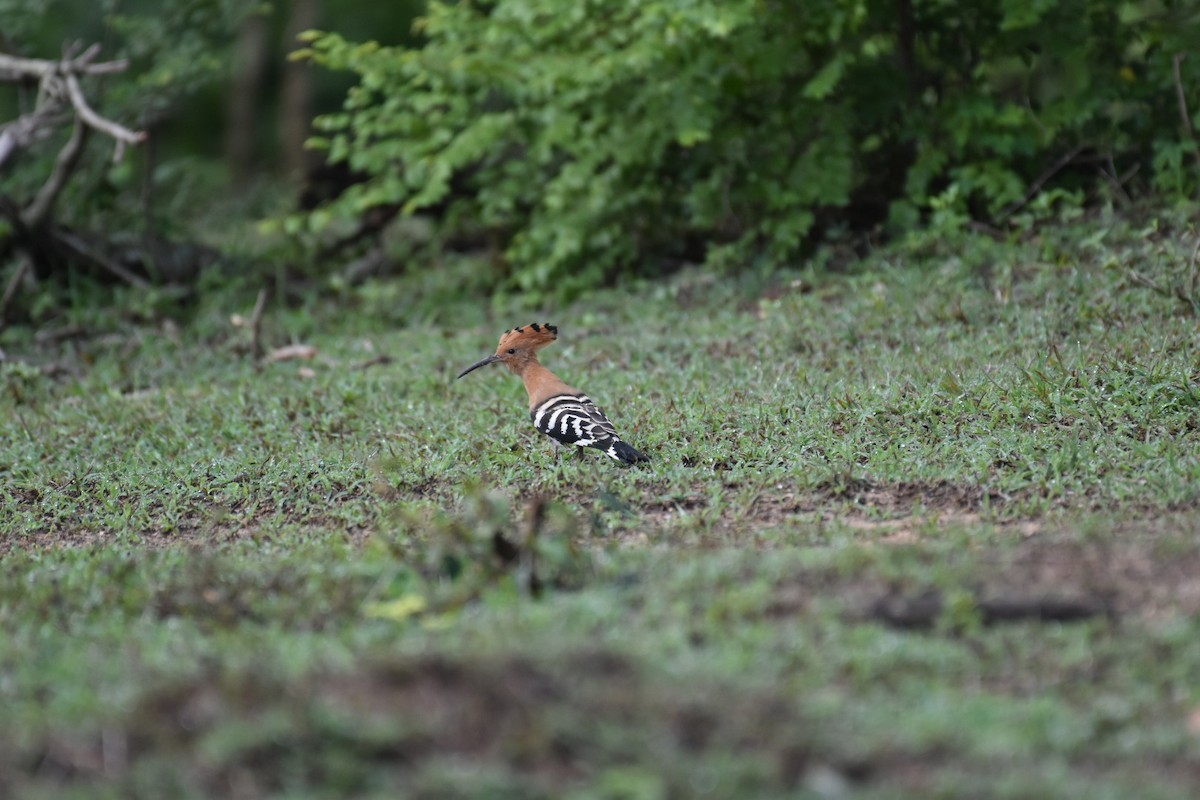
298,0,1200,299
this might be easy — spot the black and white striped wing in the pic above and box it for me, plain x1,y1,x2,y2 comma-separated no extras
529,392,620,451
532,393,650,464
532,394,616,445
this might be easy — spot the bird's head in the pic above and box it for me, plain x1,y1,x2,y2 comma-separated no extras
457,322,558,378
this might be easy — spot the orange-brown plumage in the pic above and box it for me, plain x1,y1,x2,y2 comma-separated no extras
487,323,576,407
456,323,649,465
517,361,577,409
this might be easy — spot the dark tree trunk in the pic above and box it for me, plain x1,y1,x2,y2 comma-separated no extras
280,0,320,179
225,11,270,185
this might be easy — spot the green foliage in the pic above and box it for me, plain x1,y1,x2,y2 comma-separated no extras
299,0,1200,299
103,0,261,126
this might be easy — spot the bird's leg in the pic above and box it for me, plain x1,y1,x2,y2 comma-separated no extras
550,438,566,483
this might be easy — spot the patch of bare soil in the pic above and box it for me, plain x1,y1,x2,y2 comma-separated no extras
1,494,376,555
995,539,1200,622
767,538,1200,629
819,477,1005,516
2,470,480,555
639,478,1025,543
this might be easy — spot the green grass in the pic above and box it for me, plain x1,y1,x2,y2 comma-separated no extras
2,209,1200,797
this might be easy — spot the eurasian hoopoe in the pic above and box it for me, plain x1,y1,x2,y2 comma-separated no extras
457,323,650,465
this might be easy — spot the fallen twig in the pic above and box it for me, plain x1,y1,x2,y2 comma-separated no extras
1126,268,1167,294
1095,153,1137,206
1127,241,1200,316
1189,235,1200,306
249,288,268,361
262,343,317,364
353,354,395,370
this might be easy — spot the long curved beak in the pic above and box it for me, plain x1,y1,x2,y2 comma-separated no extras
457,354,500,379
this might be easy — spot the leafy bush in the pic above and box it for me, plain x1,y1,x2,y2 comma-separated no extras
298,0,1200,299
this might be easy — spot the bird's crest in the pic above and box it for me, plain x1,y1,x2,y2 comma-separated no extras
497,322,558,353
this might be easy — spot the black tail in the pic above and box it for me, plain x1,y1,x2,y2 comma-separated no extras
611,440,650,465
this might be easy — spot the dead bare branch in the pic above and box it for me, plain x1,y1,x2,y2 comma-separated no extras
23,120,89,228
63,72,145,158
0,106,69,169
0,46,143,166
0,51,129,81
1,256,33,327
0,44,153,298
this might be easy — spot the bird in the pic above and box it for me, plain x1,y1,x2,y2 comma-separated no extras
457,323,650,465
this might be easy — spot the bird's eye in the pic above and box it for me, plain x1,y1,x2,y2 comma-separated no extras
507,348,516,354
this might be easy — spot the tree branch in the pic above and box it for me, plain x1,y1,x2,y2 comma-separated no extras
0,105,68,170
63,71,145,159
0,51,130,81
1,256,33,327
1173,53,1200,172
0,44,153,299
0,46,144,165
23,119,89,228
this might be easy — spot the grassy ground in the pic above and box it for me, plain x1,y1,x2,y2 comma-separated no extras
3,209,1200,797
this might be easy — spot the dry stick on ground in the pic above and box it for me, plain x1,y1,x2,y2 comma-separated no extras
1096,152,1137,206
249,288,268,362
1125,245,1200,317
1189,235,1200,305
